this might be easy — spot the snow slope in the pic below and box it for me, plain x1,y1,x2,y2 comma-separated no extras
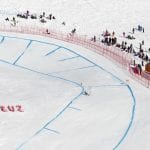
0,32,136,150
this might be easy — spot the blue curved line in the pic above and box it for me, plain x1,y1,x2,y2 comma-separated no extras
0,34,59,46
0,36,5,44
44,128,60,134
0,34,136,150
50,65,96,74
45,46,61,56
113,85,136,150
13,40,32,65
59,55,80,61
68,106,82,111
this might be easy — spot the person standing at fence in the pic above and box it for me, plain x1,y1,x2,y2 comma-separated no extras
137,64,142,75
5,17,9,21
26,10,30,16
142,60,144,66
133,59,136,66
112,31,115,37
49,14,52,20
129,44,133,53
139,43,142,51
121,41,124,49
108,37,111,45
71,28,76,34
12,17,17,26
123,32,125,37
46,29,50,34
132,28,135,34
93,36,96,42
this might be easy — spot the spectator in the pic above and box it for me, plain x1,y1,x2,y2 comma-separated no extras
112,31,115,36
93,36,96,42
139,43,142,51
142,60,144,66
62,22,66,25
71,28,76,34
137,64,142,75
26,10,29,16
43,12,45,17
46,29,50,34
132,28,135,34
143,27,144,33
5,17,9,21
123,32,125,37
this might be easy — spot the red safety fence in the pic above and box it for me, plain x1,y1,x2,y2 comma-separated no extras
0,24,150,88
129,65,150,87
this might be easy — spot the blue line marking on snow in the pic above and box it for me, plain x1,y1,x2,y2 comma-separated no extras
0,36,5,44
50,65,96,74
32,89,84,135
1,35,31,42
59,55,80,61
45,46,61,56
13,40,32,65
25,40,32,49
44,128,60,134
113,84,136,150
0,34,136,150
68,106,82,111
0,59,11,65
88,84,127,88
14,64,83,88
0,34,59,47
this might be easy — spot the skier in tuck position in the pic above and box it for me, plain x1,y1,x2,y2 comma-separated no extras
81,83,90,96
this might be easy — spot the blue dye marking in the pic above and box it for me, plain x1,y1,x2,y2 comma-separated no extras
44,128,60,134
14,64,83,88
0,34,59,47
68,65,96,70
13,40,32,65
0,36,5,44
113,85,136,150
50,65,96,74
0,34,136,150
0,59,11,65
16,143,26,150
1,35,31,42
59,55,80,61
45,46,61,56
88,84,127,88
26,40,32,49
68,106,82,111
